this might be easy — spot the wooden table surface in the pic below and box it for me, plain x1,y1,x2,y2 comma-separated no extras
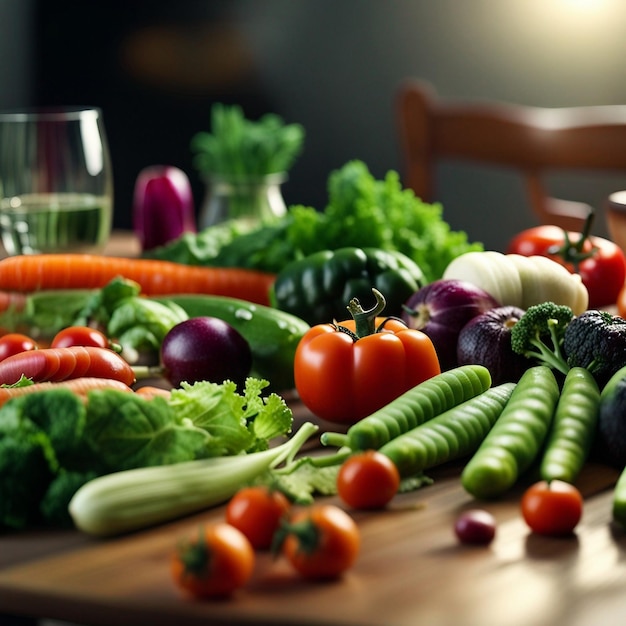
0,448,623,626
2,233,626,626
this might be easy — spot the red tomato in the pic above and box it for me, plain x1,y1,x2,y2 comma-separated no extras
278,505,360,580
337,450,400,510
225,486,291,550
507,224,626,309
294,316,440,424
520,480,583,536
0,333,38,362
171,523,255,598
51,326,109,349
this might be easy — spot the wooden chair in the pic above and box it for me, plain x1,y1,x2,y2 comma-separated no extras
396,79,626,232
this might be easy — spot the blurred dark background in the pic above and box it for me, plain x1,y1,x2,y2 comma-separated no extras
2,0,626,249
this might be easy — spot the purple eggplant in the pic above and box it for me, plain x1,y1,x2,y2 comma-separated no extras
457,306,530,385
401,279,499,371
133,165,196,251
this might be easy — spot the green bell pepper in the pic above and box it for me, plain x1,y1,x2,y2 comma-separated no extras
270,247,425,326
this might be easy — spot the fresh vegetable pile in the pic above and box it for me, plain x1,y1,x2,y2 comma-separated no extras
4,144,626,603
145,159,483,284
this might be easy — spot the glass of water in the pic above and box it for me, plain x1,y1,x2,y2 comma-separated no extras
0,107,113,256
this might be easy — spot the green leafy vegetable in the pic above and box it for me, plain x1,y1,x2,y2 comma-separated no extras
147,160,483,283
74,276,189,357
0,377,293,530
191,103,305,178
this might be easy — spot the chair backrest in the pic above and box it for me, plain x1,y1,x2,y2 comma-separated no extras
397,79,626,232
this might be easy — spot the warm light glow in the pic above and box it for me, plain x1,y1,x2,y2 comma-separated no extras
559,0,610,10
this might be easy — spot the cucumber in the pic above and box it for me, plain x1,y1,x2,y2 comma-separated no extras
153,294,310,391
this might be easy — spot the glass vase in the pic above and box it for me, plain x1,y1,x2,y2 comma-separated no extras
198,172,287,230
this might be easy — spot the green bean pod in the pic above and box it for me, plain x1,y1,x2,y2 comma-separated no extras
379,382,515,478
612,464,626,529
336,365,492,451
461,365,559,499
540,367,600,484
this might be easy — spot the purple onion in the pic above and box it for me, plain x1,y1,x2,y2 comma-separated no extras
133,165,196,251
401,279,500,371
161,317,252,389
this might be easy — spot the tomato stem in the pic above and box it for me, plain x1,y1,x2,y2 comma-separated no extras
548,211,599,272
178,526,211,577
346,288,386,338
272,517,320,557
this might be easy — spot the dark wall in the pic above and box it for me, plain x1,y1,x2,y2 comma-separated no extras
4,0,626,248
32,0,279,230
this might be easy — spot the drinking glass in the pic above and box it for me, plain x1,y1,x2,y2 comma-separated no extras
0,106,113,256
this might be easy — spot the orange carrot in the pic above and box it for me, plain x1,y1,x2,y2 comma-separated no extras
0,377,133,407
0,254,276,306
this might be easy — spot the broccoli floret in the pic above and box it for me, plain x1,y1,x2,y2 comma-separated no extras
40,470,99,527
0,436,54,529
510,302,574,375
563,310,626,387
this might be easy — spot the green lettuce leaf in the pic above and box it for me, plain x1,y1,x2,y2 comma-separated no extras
83,391,212,471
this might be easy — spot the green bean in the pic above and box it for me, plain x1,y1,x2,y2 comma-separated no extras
613,464,626,529
461,365,559,499
379,382,515,478
540,367,600,484
321,365,492,451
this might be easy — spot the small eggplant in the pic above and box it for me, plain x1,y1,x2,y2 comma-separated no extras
457,305,530,385
133,165,197,251
401,279,499,371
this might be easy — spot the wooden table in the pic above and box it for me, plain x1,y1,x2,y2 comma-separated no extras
2,233,626,625
0,436,624,626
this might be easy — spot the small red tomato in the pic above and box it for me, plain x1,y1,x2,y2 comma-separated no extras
0,333,38,362
337,450,400,509
225,486,291,550
51,326,109,349
454,509,496,545
171,523,255,599
278,505,360,580
521,480,583,536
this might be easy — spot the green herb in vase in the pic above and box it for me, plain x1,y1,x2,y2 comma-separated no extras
191,104,305,228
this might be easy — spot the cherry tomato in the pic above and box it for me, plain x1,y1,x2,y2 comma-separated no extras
520,480,583,536
337,450,400,510
278,504,360,580
454,509,496,546
225,486,291,550
171,523,255,598
294,315,440,425
51,326,109,349
507,223,626,309
0,333,38,362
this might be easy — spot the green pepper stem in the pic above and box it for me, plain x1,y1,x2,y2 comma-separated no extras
346,288,387,338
